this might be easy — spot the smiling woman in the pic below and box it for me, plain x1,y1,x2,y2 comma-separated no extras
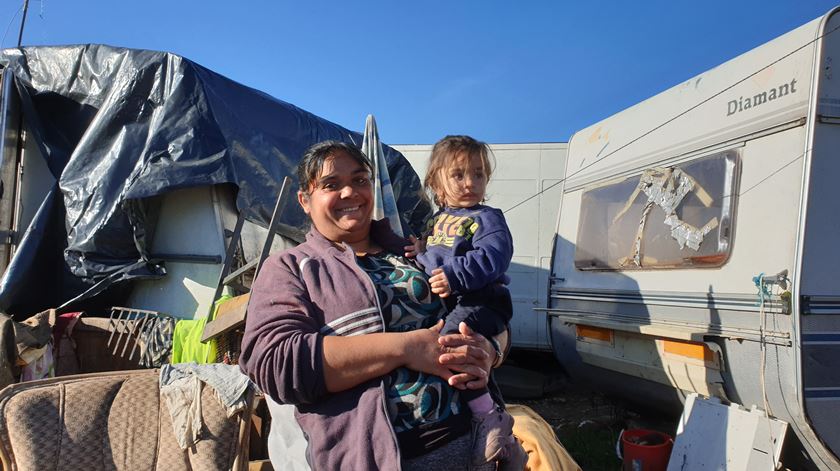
296,142,376,251
239,140,511,470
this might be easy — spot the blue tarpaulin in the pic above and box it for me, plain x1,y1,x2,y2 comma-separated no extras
0,45,431,317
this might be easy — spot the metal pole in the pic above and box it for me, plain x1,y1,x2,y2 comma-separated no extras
256,176,292,277
17,0,29,47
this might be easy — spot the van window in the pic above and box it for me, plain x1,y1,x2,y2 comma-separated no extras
575,151,739,270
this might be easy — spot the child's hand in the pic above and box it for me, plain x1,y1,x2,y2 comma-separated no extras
404,235,425,258
429,268,451,298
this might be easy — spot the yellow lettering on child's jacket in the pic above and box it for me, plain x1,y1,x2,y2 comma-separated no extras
426,215,478,248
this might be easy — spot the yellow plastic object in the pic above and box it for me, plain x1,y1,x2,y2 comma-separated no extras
171,295,232,364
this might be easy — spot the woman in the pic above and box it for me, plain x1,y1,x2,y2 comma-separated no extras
239,141,513,470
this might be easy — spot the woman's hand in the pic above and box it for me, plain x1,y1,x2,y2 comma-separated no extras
402,321,456,380
323,321,460,393
437,322,495,390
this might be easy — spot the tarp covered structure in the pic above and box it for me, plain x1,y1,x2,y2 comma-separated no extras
0,44,431,318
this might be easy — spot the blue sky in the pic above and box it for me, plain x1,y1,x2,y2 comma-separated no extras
1,1,837,144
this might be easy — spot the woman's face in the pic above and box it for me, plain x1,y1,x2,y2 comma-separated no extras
298,150,374,244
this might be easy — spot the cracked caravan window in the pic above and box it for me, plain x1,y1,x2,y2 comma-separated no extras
575,151,739,270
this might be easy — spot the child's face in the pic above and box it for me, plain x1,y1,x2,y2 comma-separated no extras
438,152,487,208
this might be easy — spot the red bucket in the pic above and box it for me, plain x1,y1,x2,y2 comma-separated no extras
620,429,673,471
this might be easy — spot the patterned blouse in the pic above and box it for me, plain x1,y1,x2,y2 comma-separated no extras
356,252,468,457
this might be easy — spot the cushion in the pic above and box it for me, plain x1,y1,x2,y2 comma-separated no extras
0,369,253,470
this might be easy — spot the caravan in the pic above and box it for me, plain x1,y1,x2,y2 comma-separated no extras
548,7,840,469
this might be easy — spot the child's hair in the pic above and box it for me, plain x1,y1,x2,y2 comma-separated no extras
424,135,494,207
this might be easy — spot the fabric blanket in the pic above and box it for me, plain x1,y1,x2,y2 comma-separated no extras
509,404,582,471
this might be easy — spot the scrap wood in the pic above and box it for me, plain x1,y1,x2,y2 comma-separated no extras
201,293,251,343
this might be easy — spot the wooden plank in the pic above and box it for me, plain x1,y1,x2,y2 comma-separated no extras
201,293,250,342
248,395,269,461
248,460,273,471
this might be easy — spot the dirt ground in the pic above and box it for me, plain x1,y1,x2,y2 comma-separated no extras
500,351,677,470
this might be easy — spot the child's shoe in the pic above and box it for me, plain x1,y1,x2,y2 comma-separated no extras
497,440,529,471
471,405,519,465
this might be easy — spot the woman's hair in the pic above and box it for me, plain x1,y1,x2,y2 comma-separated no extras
297,140,372,193
424,135,494,207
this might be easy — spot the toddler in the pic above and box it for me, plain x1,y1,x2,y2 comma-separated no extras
409,135,527,469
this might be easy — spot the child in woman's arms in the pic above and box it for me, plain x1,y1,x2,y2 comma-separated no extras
406,135,526,470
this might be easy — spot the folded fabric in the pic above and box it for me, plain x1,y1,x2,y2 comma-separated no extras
509,404,582,471
19,342,54,382
53,312,83,376
160,362,253,449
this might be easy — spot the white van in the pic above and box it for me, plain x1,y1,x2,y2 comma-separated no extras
548,7,840,469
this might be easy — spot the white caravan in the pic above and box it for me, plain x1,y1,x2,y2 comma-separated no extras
395,143,567,351
548,7,840,469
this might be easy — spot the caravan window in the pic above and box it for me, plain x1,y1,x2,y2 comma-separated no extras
575,151,739,270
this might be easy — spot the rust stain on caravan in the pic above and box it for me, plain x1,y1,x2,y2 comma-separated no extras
587,126,609,144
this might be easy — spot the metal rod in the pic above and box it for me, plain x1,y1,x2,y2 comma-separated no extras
206,213,246,320
120,310,145,358
106,307,121,347
222,258,258,286
16,0,29,47
111,309,131,355
256,176,292,277
128,311,152,361
149,253,223,264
